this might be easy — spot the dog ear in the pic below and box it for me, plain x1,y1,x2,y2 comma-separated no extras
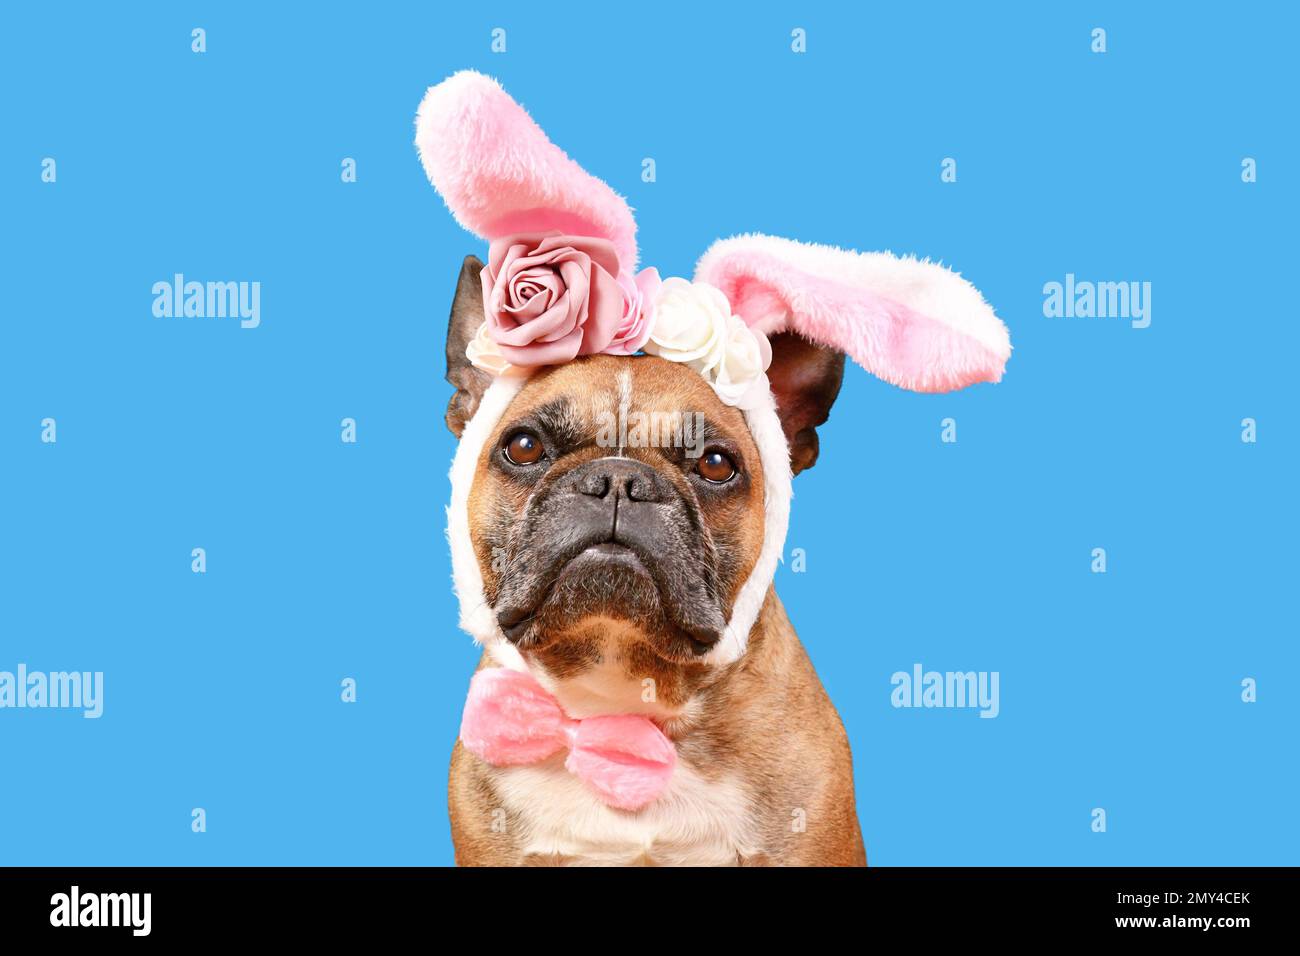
765,333,845,475
445,255,493,437
695,233,1011,472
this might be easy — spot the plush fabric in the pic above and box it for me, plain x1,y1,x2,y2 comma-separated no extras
447,375,525,646
415,71,639,271
695,234,1011,393
709,390,791,664
460,666,677,811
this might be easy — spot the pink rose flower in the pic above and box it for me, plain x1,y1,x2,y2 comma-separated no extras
480,232,625,366
604,267,662,356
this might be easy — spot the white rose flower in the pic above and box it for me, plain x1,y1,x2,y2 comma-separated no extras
643,278,729,374
466,320,526,377
713,314,773,409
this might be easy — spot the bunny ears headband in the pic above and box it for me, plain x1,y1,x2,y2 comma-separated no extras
416,71,1011,663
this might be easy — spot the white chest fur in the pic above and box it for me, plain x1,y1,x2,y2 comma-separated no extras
491,758,758,866
483,642,758,865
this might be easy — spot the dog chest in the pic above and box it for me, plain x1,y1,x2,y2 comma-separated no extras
491,758,758,866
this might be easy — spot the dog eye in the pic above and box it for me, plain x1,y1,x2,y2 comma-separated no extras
696,450,737,483
503,431,544,466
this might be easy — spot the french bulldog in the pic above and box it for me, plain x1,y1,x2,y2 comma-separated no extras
443,256,867,866
415,71,1009,867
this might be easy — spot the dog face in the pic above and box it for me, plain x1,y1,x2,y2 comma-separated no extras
472,356,764,693
445,256,845,714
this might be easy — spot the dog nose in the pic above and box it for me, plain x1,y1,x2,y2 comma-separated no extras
572,458,668,504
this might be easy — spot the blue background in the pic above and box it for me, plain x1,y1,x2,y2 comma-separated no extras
2,2,1295,865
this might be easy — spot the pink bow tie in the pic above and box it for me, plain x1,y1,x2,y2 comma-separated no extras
459,667,676,811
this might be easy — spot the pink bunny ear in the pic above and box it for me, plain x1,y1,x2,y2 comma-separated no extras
695,234,1010,393
415,71,638,270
